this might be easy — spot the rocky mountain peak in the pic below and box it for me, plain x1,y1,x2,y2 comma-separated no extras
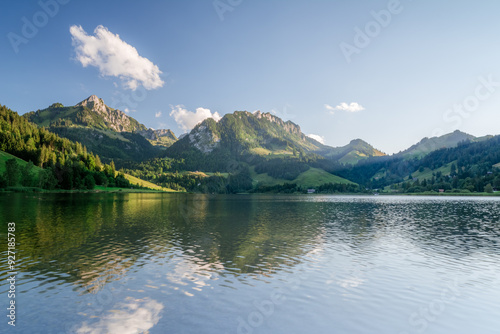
189,124,220,153
73,95,144,132
76,95,108,114
154,129,177,140
254,111,302,135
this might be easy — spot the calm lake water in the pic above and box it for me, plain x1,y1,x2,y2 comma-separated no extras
1,193,500,334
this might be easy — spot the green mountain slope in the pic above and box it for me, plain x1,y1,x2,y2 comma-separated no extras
251,167,355,188
318,138,386,164
397,130,489,158
337,135,500,193
0,150,42,175
165,110,385,171
0,103,135,190
24,95,146,132
23,95,177,162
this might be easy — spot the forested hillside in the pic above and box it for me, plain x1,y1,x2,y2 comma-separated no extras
336,136,500,193
0,104,130,190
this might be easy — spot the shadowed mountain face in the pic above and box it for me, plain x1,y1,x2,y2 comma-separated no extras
23,95,177,162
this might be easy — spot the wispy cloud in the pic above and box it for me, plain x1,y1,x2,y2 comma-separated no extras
325,102,365,114
155,111,162,118
169,105,221,132
307,134,325,144
70,25,164,90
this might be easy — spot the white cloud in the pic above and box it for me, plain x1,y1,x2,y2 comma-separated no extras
307,134,325,144
70,25,164,90
169,105,221,132
155,111,162,118
325,102,365,114
325,104,336,112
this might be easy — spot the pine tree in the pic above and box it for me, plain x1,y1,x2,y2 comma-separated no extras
95,155,102,171
110,160,116,176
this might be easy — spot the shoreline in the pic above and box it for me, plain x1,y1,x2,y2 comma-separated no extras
1,188,499,197
0,186,177,194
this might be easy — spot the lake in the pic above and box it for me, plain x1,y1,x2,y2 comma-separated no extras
1,193,500,334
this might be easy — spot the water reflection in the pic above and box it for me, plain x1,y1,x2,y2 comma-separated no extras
0,193,327,295
1,194,500,333
76,297,163,334
1,194,500,294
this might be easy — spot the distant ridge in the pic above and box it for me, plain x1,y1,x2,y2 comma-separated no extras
317,138,386,165
398,130,487,158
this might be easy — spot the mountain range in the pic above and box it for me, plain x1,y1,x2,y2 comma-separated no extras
21,96,388,164
0,94,495,193
23,95,485,166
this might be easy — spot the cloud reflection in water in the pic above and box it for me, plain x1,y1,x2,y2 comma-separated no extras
76,297,163,334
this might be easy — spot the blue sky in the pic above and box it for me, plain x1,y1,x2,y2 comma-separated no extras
2,0,500,154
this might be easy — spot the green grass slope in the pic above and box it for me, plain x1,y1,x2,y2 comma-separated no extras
405,161,456,181
123,173,178,192
0,150,42,175
372,161,457,183
251,167,355,188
